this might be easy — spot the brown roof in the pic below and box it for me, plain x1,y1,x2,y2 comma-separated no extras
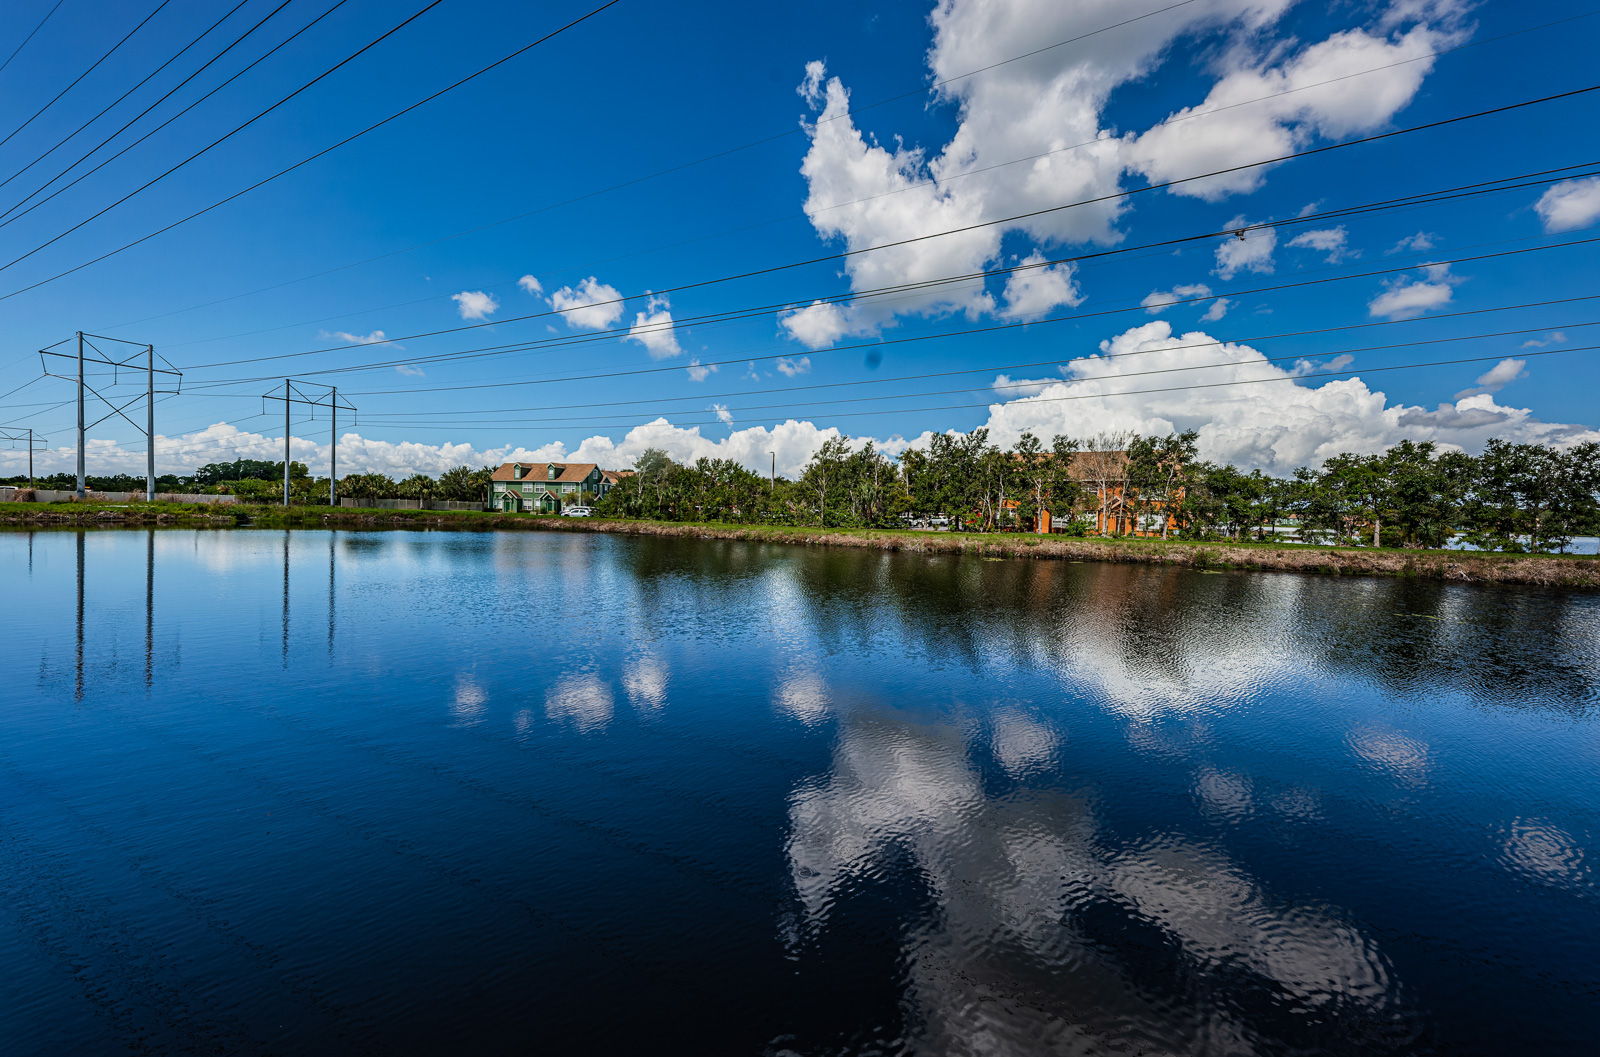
491,461,599,483
601,469,635,483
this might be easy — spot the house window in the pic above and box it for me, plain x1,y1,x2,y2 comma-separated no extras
513,465,525,479
548,465,559,480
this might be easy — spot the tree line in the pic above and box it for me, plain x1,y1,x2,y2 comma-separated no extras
593,433,1600,553
5,461,494,505
8,435,1597,552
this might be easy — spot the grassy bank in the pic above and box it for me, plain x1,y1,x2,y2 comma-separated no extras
3,501,1596,588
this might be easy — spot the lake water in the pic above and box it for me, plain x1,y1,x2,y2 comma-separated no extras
2,529,1597,1056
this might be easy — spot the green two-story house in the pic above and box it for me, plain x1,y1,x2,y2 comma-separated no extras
490,461,611,513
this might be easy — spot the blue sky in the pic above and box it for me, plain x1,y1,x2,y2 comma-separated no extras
1,0,1598,478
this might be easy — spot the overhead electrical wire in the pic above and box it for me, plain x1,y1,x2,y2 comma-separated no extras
171,161,1600,387
0,0,68,78
91,332,1599,460
0,0,303,221
90,0,1216,331
0,0,254,195
347,313,1600,419
339,343,1600,433
98,2,1599,338
0,0,449,268
0,0,352,228
353,323,1600,425
158,83,1600,373
178,232,1600,396
0,0,173,150
0,0,624,299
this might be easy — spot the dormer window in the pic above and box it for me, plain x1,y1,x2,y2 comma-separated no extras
513,465,526,480
548,465,560,480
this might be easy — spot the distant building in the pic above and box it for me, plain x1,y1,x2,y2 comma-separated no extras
1064,449,1178,537
1000,449,1177,536
489,462,620,513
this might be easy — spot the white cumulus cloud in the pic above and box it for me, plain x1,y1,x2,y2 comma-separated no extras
1214,221,1276,280
784,0,1458,343
781,301,853,349
1125,19,1459,200
1534,177,1600,233
549,276,624,331
517,274,544,295
1368,264,1457,319
997,254,1084,320
966,319,1598,474
451,290,498,321
625,294,683,359
686,359,716,382
775,356,812,376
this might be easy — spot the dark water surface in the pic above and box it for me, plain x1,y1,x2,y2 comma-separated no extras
2,529,1597,1056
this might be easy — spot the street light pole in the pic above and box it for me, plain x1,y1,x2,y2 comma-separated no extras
769,451,775,491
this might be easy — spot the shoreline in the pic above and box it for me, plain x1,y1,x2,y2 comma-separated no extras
3,501,1597,588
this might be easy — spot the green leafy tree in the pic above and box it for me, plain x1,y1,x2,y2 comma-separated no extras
1127,430,1199,538
437,465,492,503
339,472,397,501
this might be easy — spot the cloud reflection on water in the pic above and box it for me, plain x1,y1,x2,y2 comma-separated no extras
786,711,1417,1055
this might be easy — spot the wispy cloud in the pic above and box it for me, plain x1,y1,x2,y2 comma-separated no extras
1455,357,1527,399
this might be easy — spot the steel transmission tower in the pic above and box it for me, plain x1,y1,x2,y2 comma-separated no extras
0,427,47,485
262,380,356,506
38,332,180,499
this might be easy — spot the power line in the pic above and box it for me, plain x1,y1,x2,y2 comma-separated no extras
90,0,1212,332
0,0,349,231
0,0,623,298
355,324,1600,425
159,84,1600,373
0,0,447,271
0,0,298,221
83,337,1595,462
0,0,253,197
97,2,1598,339
0,0,172,151
180,161,1598,382
338,343,1600,433
0,0,68,78
348,314,1600,419
181,234,1600,395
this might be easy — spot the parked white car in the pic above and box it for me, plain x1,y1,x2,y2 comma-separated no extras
926,514,951,528
561,506,593,518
